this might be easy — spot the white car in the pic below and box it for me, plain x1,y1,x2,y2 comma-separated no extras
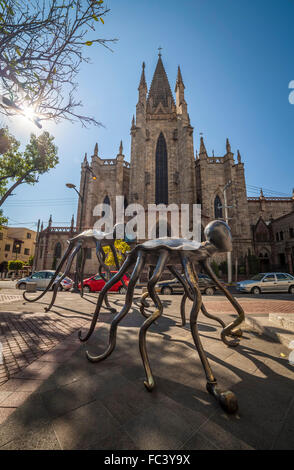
236,272,294,294
16,270,73,291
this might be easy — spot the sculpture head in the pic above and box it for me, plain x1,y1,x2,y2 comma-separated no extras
204,220,232,252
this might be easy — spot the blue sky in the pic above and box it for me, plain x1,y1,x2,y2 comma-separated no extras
2,0,294,230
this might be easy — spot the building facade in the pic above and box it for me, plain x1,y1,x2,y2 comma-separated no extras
0,226,37,271
35,54,294,276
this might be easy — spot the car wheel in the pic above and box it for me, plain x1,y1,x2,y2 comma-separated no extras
83,285,91,293
161,286,173,295
119,286,127,294
18,282,26,290
251,286,261,295
289,285,294,295
205,287,215,296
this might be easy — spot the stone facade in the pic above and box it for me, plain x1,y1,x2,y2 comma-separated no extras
35,54,294,277
0,226,36,270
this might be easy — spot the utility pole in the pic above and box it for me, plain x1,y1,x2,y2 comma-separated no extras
32,219,40,274
223,180,232,284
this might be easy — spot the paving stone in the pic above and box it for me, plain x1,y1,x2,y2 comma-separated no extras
52,400,121,450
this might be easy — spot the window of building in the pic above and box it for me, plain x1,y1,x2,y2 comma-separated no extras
54,242,62,258
27,233,31,239
155,132,168,205
280,231,284,241
5,244,10,251
289,227,294,238
24,248,30,255
214,195,223,219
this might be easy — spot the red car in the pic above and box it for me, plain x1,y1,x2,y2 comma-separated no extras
78,272,129,294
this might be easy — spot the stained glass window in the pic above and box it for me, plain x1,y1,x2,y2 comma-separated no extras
155,132,168,204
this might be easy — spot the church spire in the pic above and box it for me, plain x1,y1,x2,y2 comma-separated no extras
138,62,147,91
119,140,123,155
175,65,185,89
147,55,175,110
226,138,231,154
199,136,208,159
94,142,98,156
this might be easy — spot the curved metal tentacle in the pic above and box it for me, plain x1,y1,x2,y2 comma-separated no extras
44,243,82,312
139,250,169,391
78,253,135,342
181,254,238,414
86,251,145,363
23,241,74,303
180,292,188,327
110,243,128,290
202,260,245,346
78,246,87,298
168,265,192,326
139,291,151,319
96,243,116,313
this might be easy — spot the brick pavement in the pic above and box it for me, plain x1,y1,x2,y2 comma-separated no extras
0,296,293,450
0,290,293,389
0,291,93,386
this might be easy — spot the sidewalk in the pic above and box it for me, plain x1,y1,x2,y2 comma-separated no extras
0,295,293,450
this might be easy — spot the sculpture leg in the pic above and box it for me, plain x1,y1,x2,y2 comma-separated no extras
96,245,116,314
79,246,87,298
23,241,74,302
85,251,145,363
202,260,245,346
139,250,169,391
109,243,127,287
180,292,188,327
78,253,135,342
201,303,226,329
168,265,193,327
139,291,151,319
44,243,81,312
181,255,238,414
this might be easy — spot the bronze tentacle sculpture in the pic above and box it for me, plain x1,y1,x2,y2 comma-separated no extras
23,223,130,313
180,253,238,414
78,220,244,413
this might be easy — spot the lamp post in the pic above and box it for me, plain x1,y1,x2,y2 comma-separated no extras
66,163,96,292
222,181,233,284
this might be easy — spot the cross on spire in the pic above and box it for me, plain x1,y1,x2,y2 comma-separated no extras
158,46,162,57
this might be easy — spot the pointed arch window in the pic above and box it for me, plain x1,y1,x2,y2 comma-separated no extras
103,195,110,206
155,132,168,204
54,242,62,259
214,195,223,219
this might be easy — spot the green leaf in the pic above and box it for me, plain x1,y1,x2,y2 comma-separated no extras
92,14,98,21
84,41,93,46
100,17,104,24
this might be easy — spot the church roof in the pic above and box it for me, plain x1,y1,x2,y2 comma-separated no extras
147,56,175,108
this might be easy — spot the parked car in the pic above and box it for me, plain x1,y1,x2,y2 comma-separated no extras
16,270,73,291
236,272,294,294
78,272,129,293
155,273,222,296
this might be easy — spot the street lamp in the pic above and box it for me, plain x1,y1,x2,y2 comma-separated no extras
222,180,233,284
66,164,96,292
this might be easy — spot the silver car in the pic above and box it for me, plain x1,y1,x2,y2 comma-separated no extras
16,270,73,291
236,272,294,294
